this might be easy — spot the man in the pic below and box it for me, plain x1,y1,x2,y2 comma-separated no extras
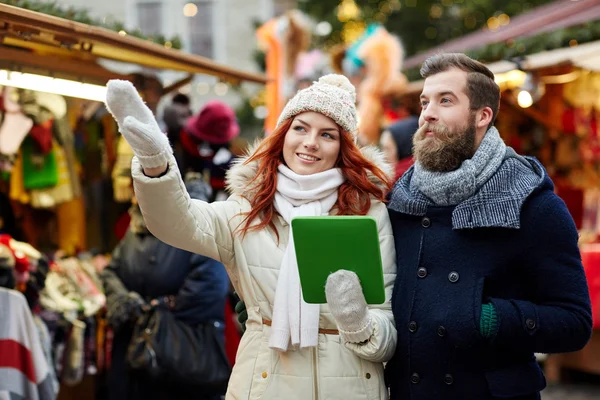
384,53,592,400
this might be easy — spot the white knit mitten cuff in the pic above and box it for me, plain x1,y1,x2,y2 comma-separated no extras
135,149,172,170
339,314,373,343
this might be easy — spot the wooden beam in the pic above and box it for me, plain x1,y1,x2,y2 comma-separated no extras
0,45,128,84
0,4,267,84
161,74,194,96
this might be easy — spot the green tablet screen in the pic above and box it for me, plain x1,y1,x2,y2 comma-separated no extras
291,216,385,305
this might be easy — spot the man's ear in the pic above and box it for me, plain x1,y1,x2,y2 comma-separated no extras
476,106,493,129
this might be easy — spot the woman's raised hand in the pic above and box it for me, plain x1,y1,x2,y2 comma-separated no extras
105,80,171,173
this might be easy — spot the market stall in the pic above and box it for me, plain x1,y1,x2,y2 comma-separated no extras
0,2,266,251
0,4,265,399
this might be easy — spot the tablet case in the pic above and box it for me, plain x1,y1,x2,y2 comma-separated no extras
291,216,385,304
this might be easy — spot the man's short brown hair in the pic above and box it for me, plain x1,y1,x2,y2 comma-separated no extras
420,53,500,129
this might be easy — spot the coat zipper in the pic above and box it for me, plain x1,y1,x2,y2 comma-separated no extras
312,346,319,400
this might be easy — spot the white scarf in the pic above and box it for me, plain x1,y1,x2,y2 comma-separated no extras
269,165,345,351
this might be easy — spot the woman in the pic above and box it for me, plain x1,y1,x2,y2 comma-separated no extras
105,74,397,399
179,100,240,201
101,177,229,400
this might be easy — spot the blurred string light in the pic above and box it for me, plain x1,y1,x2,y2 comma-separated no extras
315,21,333,36
334,0,402,44
517,73,544,109
430,4,443,19
487,13,510,31
253,105,268,120
342,21,366,43
196,82,210,95
214,82,229,96
337,0,361,22
183,3,198,17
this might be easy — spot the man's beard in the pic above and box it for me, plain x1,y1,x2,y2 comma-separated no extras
412,114,477,172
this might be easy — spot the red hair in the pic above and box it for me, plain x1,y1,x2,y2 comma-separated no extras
238,119,392,239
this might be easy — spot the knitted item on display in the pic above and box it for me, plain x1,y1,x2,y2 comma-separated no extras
276,74,358,140
325,270,373,343
105,80,172,169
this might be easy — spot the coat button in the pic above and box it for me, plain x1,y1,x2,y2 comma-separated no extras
365,373,371,379
448,271,459,283
408,321,418,333
149,255,157,264
444,374,454,385
526,318,536,330
417,267,427,278
411,373,420,384
262,371,268,379
421,217,431,228
437,326,446,337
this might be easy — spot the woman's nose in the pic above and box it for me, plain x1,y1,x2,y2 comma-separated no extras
303,135,319,149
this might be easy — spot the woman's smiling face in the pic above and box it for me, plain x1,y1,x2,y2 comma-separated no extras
282,111,341,175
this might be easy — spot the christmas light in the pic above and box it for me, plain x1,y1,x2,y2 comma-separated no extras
0,70,106,102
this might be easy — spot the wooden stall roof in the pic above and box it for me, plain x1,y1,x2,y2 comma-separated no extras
0,3,267,85
404,0,600,70
403,39,600,94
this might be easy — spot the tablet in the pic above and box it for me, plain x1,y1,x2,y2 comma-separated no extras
291,216,385,305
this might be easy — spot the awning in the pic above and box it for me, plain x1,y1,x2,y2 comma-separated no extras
0,3,267,85
404,0,600,70
404,39,600,94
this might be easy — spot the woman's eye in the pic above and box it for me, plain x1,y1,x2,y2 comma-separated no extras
421,101,429,107
294,126,306,132
322,132,335,139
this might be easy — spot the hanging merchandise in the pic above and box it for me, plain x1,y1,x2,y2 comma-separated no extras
40,257,105,319
257,10,312,135
30,140,74,209
0,287,57,400
0,86,34,164
112,135,134,203
335,24,408,145
21,136,59,190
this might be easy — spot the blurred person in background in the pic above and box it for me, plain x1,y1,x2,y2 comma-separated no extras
101,176,229,400
179,101,240,201
380,116,419,182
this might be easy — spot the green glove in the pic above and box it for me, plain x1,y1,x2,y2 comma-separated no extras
480,303,498,338
234,294,248,333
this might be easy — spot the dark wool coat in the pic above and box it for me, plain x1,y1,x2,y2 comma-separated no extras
385,152,592,400
101,180,229,400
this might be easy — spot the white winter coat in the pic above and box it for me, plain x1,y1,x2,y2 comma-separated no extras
131,146,397,400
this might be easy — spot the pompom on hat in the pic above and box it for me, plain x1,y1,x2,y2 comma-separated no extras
276,74,358,140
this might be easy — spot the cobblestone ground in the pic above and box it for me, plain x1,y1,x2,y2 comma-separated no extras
541,384,600,399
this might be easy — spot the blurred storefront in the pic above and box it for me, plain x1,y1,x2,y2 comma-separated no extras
0,4,264,399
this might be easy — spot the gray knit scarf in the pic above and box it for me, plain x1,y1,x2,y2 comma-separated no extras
411,127,506,206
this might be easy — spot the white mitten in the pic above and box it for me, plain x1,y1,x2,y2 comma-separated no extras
105,80,171,169
325,270,373,343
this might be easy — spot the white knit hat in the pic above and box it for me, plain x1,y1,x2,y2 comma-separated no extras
276,74,358,139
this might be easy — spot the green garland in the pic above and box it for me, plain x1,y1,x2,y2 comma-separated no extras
404,20,600,82
3,0,182,49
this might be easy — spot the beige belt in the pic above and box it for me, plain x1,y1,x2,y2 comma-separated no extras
262,318,339,335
